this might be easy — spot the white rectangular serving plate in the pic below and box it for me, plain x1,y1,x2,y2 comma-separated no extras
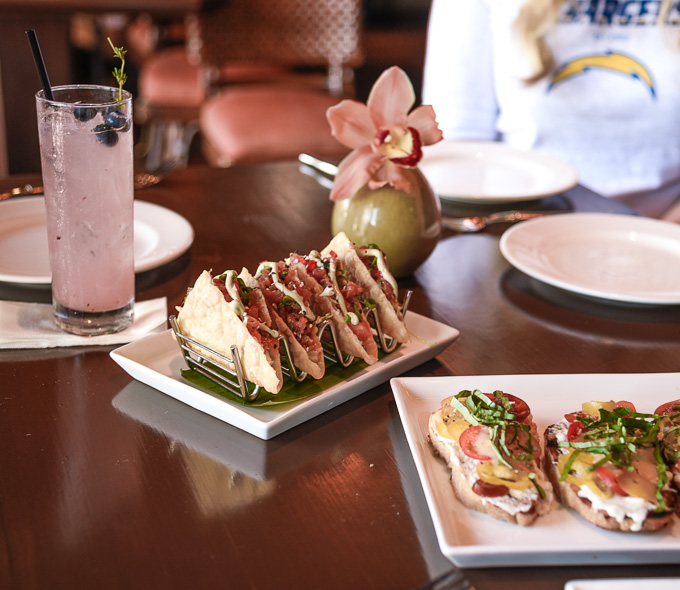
565,579,680,590
110,312,459,440
391,373,680,568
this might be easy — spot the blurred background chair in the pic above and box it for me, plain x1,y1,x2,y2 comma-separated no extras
0,0,428,175
0,77,8,177
131,14,204,172
135,0,363,169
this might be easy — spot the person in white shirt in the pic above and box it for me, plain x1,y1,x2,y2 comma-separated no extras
422,0,680,217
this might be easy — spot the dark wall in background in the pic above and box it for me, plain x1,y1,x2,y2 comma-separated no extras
357,0,431,104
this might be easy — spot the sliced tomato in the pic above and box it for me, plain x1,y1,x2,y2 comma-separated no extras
472,480,509,498
349,319,372,342
564,411,585,423
615,400,636,416
310,267,327,283
655,400,680,416
501,393,530,422
595,466,629,497
459,425,492,461
567,421,585,442
381,277,397,304
483,392,530,422
341,281,363,304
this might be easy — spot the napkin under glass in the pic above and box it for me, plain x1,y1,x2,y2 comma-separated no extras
0,297,168,349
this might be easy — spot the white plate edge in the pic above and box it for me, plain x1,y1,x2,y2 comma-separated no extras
110,312,460,440
421,141,578,202
499,213,680,304
0,197,194,284
565,578,680,590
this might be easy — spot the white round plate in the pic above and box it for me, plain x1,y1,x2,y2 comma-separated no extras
500,213,680,304
0,196,194,284
420,140,578,203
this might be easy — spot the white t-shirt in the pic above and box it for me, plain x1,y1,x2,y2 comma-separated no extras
422,0,680,211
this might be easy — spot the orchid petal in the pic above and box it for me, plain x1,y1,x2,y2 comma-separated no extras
407,105,444,146
368,161,411,193
327,100,376,149
367,66,415,130
330,146,386,202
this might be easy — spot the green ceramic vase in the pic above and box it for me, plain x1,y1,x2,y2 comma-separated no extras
331,166,442,278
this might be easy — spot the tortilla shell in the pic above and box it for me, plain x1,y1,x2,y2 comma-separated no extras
177,270,283,393
240,268,325,380
322,232,409,344
291,258,378,365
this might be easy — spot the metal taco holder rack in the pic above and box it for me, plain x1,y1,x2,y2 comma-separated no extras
168,290,413,402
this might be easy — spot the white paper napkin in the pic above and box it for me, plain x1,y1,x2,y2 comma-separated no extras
0,297,168,349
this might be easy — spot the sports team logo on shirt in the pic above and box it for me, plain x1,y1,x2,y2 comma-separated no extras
547,50,656,98
560,0,680,25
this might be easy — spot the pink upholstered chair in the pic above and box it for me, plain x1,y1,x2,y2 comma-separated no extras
136,0,362,168
192,0,363,167
133,15,289,168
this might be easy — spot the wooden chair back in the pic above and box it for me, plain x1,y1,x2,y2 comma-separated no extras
185,0,363,96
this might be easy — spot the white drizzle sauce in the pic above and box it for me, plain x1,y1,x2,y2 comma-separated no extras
255,261,315,320
217,270,279,337
221,270,246,317
304,251,359,326
356,247,398,297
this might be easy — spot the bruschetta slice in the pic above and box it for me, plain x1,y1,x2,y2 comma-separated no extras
544,400,678,532
428,389,554,526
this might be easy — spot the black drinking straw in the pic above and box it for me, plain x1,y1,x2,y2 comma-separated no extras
26,29,54,101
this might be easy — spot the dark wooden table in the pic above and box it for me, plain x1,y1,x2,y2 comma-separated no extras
1,163,679,590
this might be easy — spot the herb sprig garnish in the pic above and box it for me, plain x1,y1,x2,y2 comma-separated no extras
558,407,670,511
450,389,535,467
281,295,299,307
107,37,128,101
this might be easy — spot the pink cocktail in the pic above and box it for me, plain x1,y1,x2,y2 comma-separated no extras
35,85,134,335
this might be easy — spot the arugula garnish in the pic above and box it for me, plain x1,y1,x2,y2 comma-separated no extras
280,295,299,307
557,407,670,511
453,389,535,468
528,472,546,499
362,298,377,310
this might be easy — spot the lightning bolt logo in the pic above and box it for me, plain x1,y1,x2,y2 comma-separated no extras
548,51,656,98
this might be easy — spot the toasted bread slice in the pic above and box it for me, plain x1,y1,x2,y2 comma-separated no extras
428,391,554,526
545,401,678,532
656,399,680,490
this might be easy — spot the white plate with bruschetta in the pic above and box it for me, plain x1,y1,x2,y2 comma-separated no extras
391,372,680,567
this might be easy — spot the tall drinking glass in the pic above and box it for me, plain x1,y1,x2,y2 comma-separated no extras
35,85,134,335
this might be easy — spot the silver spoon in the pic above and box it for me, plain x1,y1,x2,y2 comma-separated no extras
0,160,178,200
443,210,560,232
0,183,43,201
298,153,338,176
133,158,178,189
295,153,563,232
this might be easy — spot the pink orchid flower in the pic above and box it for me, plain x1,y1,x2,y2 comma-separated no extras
326,66,443,202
